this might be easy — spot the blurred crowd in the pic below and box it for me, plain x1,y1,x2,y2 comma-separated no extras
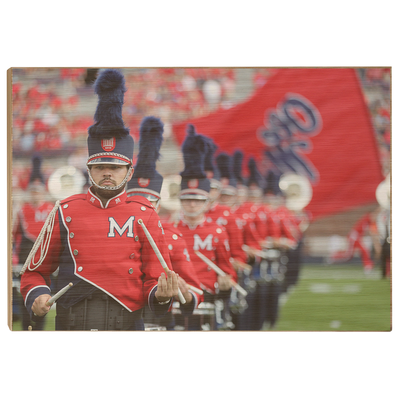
12,67,239,154
11,67,390,184
11,67,244,192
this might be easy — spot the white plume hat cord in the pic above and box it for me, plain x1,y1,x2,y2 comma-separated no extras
20,200,60,275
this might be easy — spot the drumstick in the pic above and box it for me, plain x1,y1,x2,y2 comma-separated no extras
194,251,248,297
187,284,203,295
138,219,186,304
45,282,73,306
230,258,252,271
242,244,267,259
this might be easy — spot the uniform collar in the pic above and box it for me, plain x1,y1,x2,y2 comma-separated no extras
181,217,206,230
87,187,127,209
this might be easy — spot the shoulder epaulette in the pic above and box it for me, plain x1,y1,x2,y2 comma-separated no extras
163,224,183,236
126,196,156,211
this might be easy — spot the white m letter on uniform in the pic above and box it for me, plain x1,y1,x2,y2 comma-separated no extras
193,234,213,251
108,216,135,238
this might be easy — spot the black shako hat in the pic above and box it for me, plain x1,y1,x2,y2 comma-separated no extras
203,135,221,190
232,150,245,186
246,157,265,197
264,170,283,196
86,69,134,166
28,154,46,190
246,157,264,188
179,124,210,199
216,152,237,195
127,116,164,201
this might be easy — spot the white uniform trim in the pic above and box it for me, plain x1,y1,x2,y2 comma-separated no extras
24,285,51,308
148,284,158,309
20,201,60,275
188,290,199,309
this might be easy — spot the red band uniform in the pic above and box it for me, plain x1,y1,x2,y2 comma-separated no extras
20,69,177,330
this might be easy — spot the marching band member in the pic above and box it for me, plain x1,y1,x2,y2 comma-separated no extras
376,206,390,278
208,150,259,329
12,154,54,330
233,157,271,330
20,69,178,331
281,185,312,294
13,155,54,266
231,152,263,257
209,151,248,267
127,116,202,330
229,151,263,263
328,212,376,273
259,170,292,251
175,124,237,330
246,157,270,241
261,171,300,329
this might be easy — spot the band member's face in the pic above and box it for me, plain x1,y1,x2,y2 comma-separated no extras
90,164,131,187
219,194,236,207
181,199,207,215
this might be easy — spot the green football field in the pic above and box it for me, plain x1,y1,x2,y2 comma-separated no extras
11,263,391,332
272,263,391,331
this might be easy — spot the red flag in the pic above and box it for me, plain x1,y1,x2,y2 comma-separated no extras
172,68,384,220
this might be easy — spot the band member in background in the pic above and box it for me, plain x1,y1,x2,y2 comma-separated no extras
210,151,248,267
328,212,376,274
12,154,54,330
175,124,237,330
19,69,178,331
230,152,263,259
261,170,300,329
13,155,54,265
127,116,202,330
374,206,390,278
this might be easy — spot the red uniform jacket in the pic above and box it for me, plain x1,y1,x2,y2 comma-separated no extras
232,202,262,250
162,223,203,307
205,203,247,263
269,206,300,248
20,189,173,315
257,203,281,243
176,218,237,294
13,201,55,263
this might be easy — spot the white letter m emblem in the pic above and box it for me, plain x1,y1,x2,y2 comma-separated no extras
108,216,135,238
193,234,213,251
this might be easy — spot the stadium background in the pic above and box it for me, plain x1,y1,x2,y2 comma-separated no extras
10,67,391,331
